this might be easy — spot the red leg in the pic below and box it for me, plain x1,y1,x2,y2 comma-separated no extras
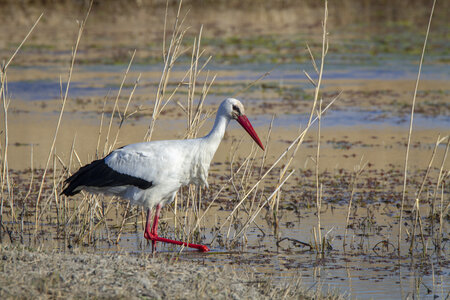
152,204,161,236
143,206,159,252
144,208,152,240
143,205,210,252
151,204,162,252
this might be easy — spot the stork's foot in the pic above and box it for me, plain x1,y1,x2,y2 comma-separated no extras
195,244,210,252
144,231,159,252
144,231,210,252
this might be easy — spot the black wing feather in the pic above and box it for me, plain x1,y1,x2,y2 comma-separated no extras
61,158,152,196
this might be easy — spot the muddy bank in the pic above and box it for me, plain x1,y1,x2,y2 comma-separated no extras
0,247,324,300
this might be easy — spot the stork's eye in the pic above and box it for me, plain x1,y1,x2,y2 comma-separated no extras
232,105,241,115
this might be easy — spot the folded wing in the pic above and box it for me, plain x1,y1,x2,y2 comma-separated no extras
61,158,153,196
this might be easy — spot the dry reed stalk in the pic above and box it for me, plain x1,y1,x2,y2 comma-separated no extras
314,100,323,251
37,149,62,224
0,79,12,227
73,194,98,243
431,136,449,247
58,139,77,234
2,14,43,71
144,0,189,142
415,135,445,199
52,150,59,225
232,67,276,98
230,137,245,196
233,169,295,240
187,31,200,133
343,157,367,251
35,1,93,232
411,197,427,256
244,115,279,229
103,50,136,155
111,72,142,148
239,145,257,192
184,77,216,138
245,146,259,188
0,75,12,221
271,0,329,220
88,196,115,243
0,13,43,237
22,145,35,207
188,146,259,237
17,145,35,243
64,193,91,233
226,142,255,242
246,115,274,221
183,28,215,140
64,137,77,226
96,94,109,159
437,176,447,250
398,0,436,255
409,135,445,254
115,202,131,243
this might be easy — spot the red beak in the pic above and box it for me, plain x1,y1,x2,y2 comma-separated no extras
236,115,265,151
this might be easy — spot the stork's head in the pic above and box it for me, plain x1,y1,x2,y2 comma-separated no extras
220,98,265,151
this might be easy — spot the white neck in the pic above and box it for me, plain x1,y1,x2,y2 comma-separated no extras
204,113,229,147
201,111,230,162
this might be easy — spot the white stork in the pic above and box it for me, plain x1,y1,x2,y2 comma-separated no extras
62,98,264,252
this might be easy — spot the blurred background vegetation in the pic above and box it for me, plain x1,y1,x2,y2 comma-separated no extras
1,0,447,67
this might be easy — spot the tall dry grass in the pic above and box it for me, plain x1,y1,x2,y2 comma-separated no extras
0,12,43,242
398,0,437,255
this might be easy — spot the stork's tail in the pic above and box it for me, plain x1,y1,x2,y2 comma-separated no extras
61,159,104,196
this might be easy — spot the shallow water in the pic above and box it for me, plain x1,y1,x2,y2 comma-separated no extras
8,80,112,101
8,56,450,103
250,109,450,129
93,204,448,300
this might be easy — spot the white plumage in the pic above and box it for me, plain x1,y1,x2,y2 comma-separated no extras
62,98,264,252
